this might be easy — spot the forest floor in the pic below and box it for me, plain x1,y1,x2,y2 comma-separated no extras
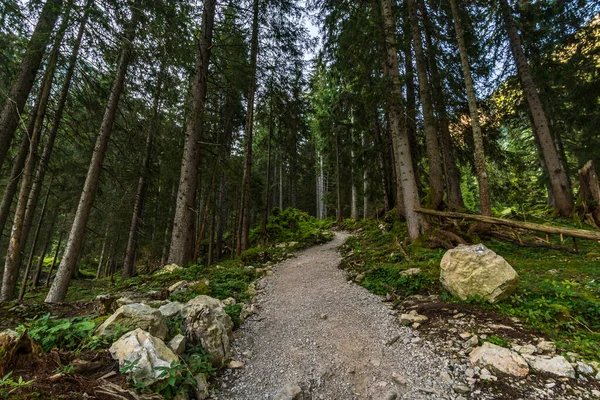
2,210,600,399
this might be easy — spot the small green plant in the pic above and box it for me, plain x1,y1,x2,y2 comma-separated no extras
17,314,96,352
0,372,33,398
53,363,76,375
224,303,244,328
483,335,510,348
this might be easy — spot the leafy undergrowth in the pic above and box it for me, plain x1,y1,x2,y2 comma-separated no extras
339,214,600,362
0,208,333,399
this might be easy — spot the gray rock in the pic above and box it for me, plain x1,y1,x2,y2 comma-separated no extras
168,334,186,355
96,303,168,340
109,328,178,386
401,268,421,276
576,361,594,375
93,294,118,315
523,355,576,379
462,335,478,350
513,344,537,355
158,301,187,318
194,373,209,400
452,384,471,394
222,297,236,306
596,371,600,381
399,310,428,325
274,383,304,400
536,340,556,355
440,244,519,303
469,342,529,377
184,295,234,367
240,303,256,321
168,280,188,293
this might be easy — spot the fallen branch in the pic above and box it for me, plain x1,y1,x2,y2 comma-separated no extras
394,236,411,261
414,208,600,242
487,231,580,254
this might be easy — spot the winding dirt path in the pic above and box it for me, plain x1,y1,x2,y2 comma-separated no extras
214,233,456,399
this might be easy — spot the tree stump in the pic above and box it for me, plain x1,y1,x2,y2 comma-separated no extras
578,160,600,227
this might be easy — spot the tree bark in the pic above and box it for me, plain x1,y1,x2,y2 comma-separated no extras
17,186,51,301
335,132,343,223
169,0,217,265
161,184,176,265
578,161,600,227
31,217,54,287
420,0,464,210
0,131,30,240
449,0,492,216
122,74,161,279
96,224,109,279
20,0,91,257
0,0,62,172
498,0,573,217
45,12,138,303
262,93,273,233
237,0,260,254
45,231,63,287
362,133,368,219
406,0,445,210
351,130,358,220
378,0,426,240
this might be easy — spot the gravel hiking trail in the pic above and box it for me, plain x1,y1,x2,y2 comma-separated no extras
215,232,458,400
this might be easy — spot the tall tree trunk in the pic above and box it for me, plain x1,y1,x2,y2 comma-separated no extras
378,0,426,240
161,184,176,265
169,0,217,265
0,132,30,240
335,132,343,223
122,74,161,279
403,16,420,192
31,218,54,287
374,116,392,213
279,163,283,210
20,0,91,257
0,23,65,301
449,0,492,216
350,128,358,220
420,0,464,210
45,12,138,303
96,224,109,279
262,96,273,233
406,0,444,210
362,133,368,219
46,231,63,287
17,186,51,301
0,0,62,172
237,0,260,254
498,0,573,216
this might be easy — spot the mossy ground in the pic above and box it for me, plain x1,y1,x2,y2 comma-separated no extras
339,215,600,361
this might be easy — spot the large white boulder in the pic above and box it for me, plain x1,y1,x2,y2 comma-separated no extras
184,295,234,367
96,303,168,340
109,329,178,386
440,244,519,303
469,342,529,377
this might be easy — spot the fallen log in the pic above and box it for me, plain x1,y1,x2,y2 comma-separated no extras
414,208,600,242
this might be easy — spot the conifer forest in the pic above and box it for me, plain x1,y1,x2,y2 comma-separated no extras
0,0,599,399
